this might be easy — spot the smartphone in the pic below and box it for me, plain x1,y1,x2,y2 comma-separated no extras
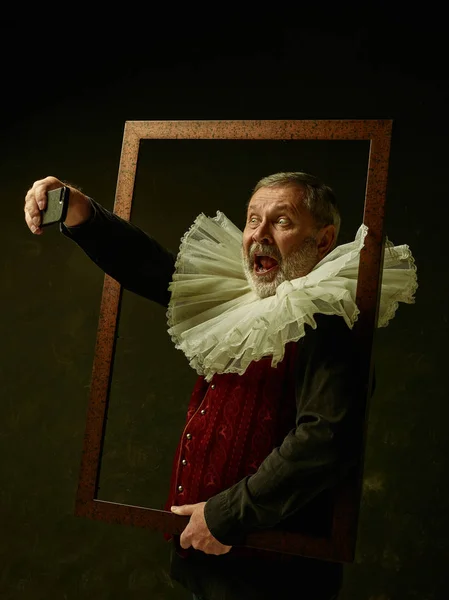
41,186,70,227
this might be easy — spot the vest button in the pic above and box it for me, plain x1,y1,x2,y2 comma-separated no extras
186,433,192,440
211,384,216,389
200,409,206,415
182,459,187,466
177,485,183,492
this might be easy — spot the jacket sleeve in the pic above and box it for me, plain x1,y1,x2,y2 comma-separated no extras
59,198,176,308
204,314,364,546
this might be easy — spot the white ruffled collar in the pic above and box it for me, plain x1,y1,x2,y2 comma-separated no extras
166,211,417,381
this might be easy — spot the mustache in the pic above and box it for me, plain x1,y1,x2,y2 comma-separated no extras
248,243,282,263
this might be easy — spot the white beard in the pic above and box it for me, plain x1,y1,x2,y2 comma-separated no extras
242,238,319,299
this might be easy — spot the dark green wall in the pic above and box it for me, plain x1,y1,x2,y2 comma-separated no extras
1,13,447,600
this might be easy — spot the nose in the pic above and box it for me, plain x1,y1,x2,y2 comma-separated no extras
252,221,273,245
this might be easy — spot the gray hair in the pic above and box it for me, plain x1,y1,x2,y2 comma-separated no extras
252,171,341,244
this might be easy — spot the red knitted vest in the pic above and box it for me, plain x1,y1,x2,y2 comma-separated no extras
164,342,298,539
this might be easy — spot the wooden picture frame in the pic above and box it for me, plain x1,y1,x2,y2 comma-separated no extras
74,119,392,562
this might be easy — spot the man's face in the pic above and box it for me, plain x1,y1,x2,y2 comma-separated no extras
242,185,320,299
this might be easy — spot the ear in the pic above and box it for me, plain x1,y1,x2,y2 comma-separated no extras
316,225,336,259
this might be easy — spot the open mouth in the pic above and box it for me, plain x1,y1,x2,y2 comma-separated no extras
254,254,279,275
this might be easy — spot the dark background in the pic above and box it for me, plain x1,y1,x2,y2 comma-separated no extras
1,7,448,600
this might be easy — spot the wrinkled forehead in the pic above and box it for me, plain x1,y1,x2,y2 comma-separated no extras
247,184,306,214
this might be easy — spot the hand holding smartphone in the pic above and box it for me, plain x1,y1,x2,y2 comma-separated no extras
41,186,70,227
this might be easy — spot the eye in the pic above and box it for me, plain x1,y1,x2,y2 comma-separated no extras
277,217,289,225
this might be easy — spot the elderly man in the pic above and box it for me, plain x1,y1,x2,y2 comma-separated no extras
25,172,413,599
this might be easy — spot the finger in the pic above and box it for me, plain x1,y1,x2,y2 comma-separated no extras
24,188,38,216
33,178,51,210
24,208,42,234
24,185,42,228
171,504,194,516
29,176,61,212
24,195,42,228
24,187,33,208
180,528,192,550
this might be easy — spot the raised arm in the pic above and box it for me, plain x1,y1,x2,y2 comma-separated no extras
24,177,176,307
